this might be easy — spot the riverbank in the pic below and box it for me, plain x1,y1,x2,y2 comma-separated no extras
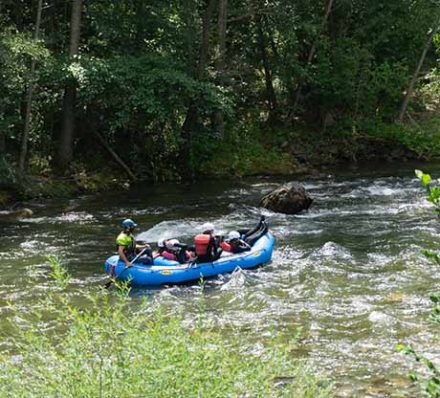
1,116,439,210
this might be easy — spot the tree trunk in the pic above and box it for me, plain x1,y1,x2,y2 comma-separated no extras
57,0,83,170
397,22,439,122
256,15,278,123
196,0,217,80
182,0,198,71
19,0,43,173
94,132,137,181
180,0,217,180
212,0,228,135
292,0,334,113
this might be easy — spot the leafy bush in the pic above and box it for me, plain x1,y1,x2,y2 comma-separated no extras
194,125,299,178
0,257,332,398
397,170,440,398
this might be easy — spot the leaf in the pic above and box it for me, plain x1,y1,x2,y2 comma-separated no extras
421,249,440,264
395,343,407,352
415,169,431,186
422,174,432,186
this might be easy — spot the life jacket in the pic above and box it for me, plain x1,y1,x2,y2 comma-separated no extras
162,251,177,261
116,231,136,258
195,234,211,256
220,241,233,252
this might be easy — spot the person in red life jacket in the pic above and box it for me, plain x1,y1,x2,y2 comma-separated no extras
155,238,194,264
116,219,152,267
194,222,222,263
220,230,251,254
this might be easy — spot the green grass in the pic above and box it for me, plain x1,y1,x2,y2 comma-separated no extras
365,115,440,159
0,258,333,398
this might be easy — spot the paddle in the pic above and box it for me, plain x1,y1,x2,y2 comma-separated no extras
104,245,150,289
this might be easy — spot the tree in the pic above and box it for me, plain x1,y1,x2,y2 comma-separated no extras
56,0,83,170
291,0,334,115
212,0,228,135
180,0,217,179
256,14,278,123
397,19,440,122
19,0,43,173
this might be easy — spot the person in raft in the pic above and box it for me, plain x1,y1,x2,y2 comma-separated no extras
240,215,269,246
194,222,222,263
220,216,269,254
156,238,194,264
220,230,251,254
116,219,152,267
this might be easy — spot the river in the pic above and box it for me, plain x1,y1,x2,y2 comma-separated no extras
1,164,439,397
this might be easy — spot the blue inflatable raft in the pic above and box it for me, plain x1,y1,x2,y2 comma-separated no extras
104,232,275,286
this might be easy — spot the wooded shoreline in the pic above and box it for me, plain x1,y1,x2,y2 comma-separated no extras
1,1,440,204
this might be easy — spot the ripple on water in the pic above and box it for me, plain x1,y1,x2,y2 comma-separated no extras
22,211,95,224
368,310,396,326
309,241,353,261
2,172,440,398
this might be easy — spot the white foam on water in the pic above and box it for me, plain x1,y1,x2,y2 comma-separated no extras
350,297,374,314
19,240,48,251
273,246,305,261
131,207,168,216
23,211,95,224
368,311,394,325
220,268,246,291
310,241,353,260
136,219,223,242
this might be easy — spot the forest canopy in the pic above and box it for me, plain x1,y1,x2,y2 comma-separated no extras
1,0,440,188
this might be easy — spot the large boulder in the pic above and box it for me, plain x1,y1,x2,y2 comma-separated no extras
260,183,313,214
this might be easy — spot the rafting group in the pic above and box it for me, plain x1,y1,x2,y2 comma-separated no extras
105,216,275,286
116,216,269,267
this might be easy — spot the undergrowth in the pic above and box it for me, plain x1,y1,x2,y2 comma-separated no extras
0,256,333,398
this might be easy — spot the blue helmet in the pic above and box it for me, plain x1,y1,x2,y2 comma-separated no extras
122,218,137,229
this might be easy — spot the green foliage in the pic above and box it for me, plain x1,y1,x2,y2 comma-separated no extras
0,29,52,144
416,170,433,187
0,155,18,185
430,293,440,325
421,249,440,265
70,163,122,192
47,255,71,289
0,190,10,206
1,0,440,186
72,54,228,180
195,127,299,177
416,170,440,215
0,257,333,398
397,170,440,398
396,344,440,398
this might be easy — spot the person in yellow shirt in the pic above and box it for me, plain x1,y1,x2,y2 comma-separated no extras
116,219,151,267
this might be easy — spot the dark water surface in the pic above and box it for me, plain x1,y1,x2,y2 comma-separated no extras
1,163,439,397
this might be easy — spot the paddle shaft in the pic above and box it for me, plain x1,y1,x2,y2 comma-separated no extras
104,245,150,288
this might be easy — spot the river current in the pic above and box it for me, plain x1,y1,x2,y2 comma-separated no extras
1,165,439,397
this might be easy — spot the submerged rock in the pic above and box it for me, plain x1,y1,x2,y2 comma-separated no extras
260,183,313,214
0,207,33,221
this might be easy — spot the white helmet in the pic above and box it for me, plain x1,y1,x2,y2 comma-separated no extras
157,239,165,248
201,222,215,233
228,230,240,241
166,239,179,248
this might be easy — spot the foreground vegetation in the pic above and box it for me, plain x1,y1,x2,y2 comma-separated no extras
1,0,440,201
397,170,440,398
0,257,332,398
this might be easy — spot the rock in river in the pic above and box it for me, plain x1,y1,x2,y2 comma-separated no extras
0,207,34,221
260,183,313,214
